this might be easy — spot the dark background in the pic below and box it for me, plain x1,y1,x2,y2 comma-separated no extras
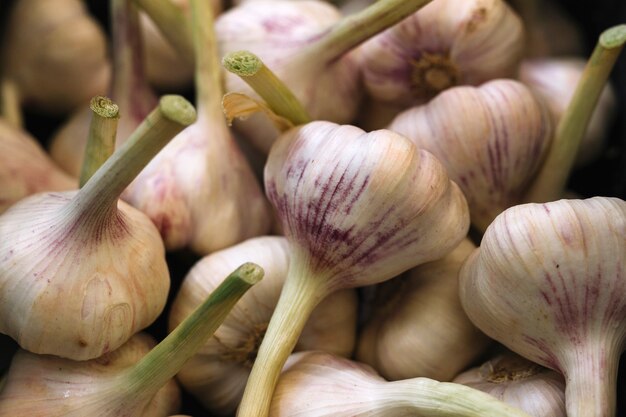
1,0,625,415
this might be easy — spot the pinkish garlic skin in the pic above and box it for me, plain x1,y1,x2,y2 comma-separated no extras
388,79,553,232
459,197,626,417
0,333,180,417
0,191,170,360
2,0,111,114
49,0,158,177
265,121,470,291
359,0,524,107
453,352,566,417
217,0,362,154
0,119,76,213
519,57,617,167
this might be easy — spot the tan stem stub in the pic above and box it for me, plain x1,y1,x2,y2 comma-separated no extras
216,322,268,369
481,356,544,383
410,53,459,99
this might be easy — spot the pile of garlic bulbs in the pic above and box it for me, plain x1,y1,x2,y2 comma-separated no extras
0,0,625,416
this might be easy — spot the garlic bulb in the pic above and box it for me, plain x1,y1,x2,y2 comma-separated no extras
359,0,524,107
356,239,490,381
454,351,566,417
218,0,434,153
237,120,469,416
50,0,158,177
0,334,181,417
0,263,263,417
123,0,270,253
519,57,616,167
0,96,195,360
0,119,75,214
169,236,357,415
271,351,533,416
388,79,553,232
459,197,626,417
2,0,110,114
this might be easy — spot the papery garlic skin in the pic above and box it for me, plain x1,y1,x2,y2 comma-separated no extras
168,236,357,415
360,0,524,107
357,239,490,381
0,120,75,213
388,79,552,232
2,0,110,114
0,192,170,360
0,333,180,417
459,197,626,417
217,0,362,153
519,58,616,167
266,121,470,290
454,352,566,417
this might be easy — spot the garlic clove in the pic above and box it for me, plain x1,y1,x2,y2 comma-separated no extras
271,351,534,416
454,350,566,417
168,236,357,415
2,0,111,114
359,0,524,107
388,79,553,232
356,238,491,381
459,197,626,417
0,119,76,214
519,57,617,167
0,96,196,360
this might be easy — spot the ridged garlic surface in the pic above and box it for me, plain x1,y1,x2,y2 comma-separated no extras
217,0,361,153
0,119,75,213
357,239,490,381
360,0,524,106
2,0,110,114
519,57,616,167
388,79,552,232
459,197,626,417
454,352,566,417
169,236,358,415
0,334,180,417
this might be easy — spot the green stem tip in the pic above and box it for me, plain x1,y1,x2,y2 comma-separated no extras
600,24,626,49
222,51,263,76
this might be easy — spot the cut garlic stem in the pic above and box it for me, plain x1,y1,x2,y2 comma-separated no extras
125,263,264,399
223,51,312,126
525,24,626,203
68,95,196,221
0,78,22,129
132,0,195,67
79,96,119,187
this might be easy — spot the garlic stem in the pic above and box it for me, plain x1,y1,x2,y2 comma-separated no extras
124,262,264,399
68,95,196,220
237,263,325,417
304,0,433,62
191,0,222,118
0,78,22,129
111,0,153,116
524,24,626,203
563,346,618,417
132,0,194,67
222,51,311,126
79,96,120,187
381,378,533,416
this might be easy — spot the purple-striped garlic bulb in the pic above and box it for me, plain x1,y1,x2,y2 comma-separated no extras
519,57,616,167
217,0,434,154
454,351,566,417
356,239,490,381
359,0,524,108
0,96,195,360
271,351,534,416
168,236,357,415
2,0,110,114
459,197,626,417
0,119,75,214
388,79,553,232
50,0,158,177
236,120,469,417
